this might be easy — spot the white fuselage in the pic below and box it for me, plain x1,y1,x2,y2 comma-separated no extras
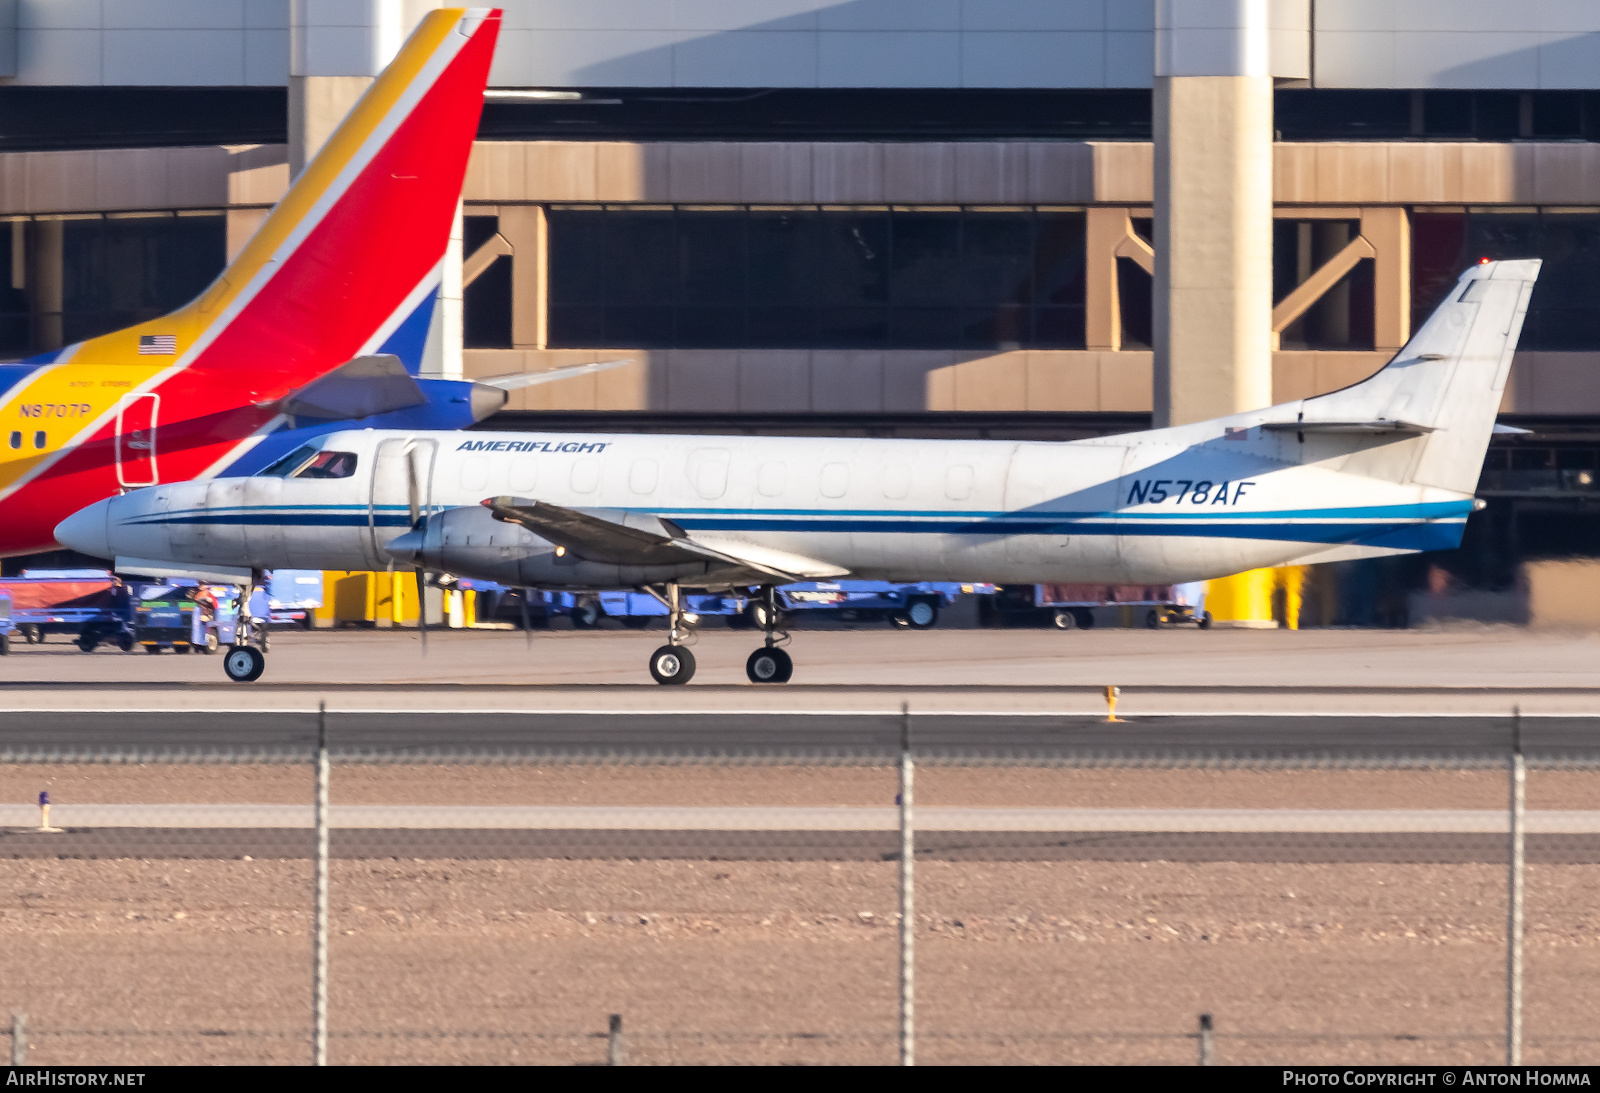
73,420,1473,587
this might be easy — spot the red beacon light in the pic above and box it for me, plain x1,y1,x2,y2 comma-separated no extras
1480,257,1491,264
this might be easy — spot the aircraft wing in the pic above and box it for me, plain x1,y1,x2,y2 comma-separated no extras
482,497,848,582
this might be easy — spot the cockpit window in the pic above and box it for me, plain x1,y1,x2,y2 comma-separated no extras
258,444,319,477
257,445,358,479
294,451,358,479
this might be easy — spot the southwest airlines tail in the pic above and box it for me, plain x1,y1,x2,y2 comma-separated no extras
0,8,499,553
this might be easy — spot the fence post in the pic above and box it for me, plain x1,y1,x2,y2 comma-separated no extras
313,700,330,1067
1507,705,1525,1067
10,1012,23,1065
898,701,914,1067
607,1013,625,1065
1197,1013,1213,1066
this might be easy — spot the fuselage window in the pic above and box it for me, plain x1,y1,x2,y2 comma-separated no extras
820,462,849,499
7,431,18,450
883,463,912,500
757,461,786,498
571,457,600,494
32,431,45,450
293,450,358,479
945,464,973,501
629,459,658,495
459,455,489,491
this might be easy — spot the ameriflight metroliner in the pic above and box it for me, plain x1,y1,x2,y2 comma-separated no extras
58,259,1540,686
0,9,517,559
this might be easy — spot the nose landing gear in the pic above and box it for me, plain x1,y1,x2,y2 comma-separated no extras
222,570,269,683
744,584,793,684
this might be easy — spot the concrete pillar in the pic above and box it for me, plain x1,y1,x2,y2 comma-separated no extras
499,205,548,350
1152,0,1277,428
30,218,62,351
289,1,410,178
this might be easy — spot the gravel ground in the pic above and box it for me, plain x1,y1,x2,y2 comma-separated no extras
2,856,1597,1065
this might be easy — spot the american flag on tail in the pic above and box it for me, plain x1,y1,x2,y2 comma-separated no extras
138,334,176,355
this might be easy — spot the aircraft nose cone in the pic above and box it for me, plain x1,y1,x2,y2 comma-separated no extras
384,528,424,566
55,500,113,559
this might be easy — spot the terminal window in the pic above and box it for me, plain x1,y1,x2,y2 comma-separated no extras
547,206,1087,351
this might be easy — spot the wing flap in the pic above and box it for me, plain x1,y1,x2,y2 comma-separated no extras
482,497,847,581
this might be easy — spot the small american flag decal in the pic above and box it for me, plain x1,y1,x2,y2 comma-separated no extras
138,334,176,355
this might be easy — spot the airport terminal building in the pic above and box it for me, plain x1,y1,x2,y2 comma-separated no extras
4,1,1600,622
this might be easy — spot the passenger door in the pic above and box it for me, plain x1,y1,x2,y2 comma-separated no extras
366,438,436,568
114,393,159,488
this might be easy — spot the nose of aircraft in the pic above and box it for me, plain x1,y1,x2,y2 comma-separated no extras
55,498,113,559
385,528,423,566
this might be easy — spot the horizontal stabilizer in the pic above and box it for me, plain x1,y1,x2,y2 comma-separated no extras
1260,420,1435,436
483,496,847,582
278,354,425,421
476,359,635,391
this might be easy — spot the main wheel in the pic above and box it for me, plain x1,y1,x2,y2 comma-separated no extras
745,646,793,684
1144,609,1162,629
647,644,695,685
223,644,266,683
570,602,602,629
1051,609,1078,630
904,599,939,629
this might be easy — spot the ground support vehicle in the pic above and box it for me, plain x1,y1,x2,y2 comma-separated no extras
265,570,324,628
726,581,986,630
991,582,1212,630
0,570,131,649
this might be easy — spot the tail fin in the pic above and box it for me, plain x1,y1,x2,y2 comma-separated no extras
66,7,499,390
1287,258,1540,494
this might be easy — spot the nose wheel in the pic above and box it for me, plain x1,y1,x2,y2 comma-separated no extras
745,584,794,684
222,570,268,682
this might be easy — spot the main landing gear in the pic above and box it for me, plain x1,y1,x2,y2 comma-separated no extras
646,583,696,685
223,570,269,683
744,584,792,684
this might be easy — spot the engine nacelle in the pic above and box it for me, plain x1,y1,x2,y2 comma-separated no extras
389,504,715,588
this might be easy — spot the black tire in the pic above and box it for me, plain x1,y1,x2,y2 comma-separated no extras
76,637,97,653
175,643,193,654
745,646,793,684
21,626,38,645
1073,608,1095,630
199,632,219,655
1051,609,1077,630
0,633,9,656
1198,611,1214,630
904,599,939,629
223,644,266,683
647,644,695,685
1144,609,1162,629
143,644,160,654
116,633,134,652
570,602,602,629
620,615,651,630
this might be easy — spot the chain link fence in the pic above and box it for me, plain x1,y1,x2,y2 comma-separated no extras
0,703,1593,1065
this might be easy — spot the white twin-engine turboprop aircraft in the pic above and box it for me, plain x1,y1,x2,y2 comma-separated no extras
56,259,1539,685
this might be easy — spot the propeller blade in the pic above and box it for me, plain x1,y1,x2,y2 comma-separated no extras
404,446,422,528
518,588,533,649
415,565,429,653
